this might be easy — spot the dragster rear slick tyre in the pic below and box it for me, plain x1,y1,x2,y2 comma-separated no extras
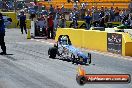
76,75,87,85
48,47,58,59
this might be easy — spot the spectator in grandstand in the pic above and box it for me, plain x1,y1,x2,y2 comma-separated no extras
99,6,105,18
87,9,92,16
120,9,126,17
104,14,109,23
73,0,78,9
99,10,105,18
126,9,130,16
69,8,79,21
92,7,100,27
120,9,127,22
55,12,61,20
69,11,74,21
99,16,105,27
121,14,129,25
100,6,104,11
128,13,132,28
114,7,120,22
49,5,54,14
91,6,95,12
109,7,115,22
73,8,79,20
118,13,132,29
61,4,65,13
55,6,60,13
104,7,110,22
128,0,132,13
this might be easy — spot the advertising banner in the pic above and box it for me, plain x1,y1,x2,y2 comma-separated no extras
107,33,122,54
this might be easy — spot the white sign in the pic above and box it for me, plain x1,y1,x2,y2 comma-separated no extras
31,21,35,37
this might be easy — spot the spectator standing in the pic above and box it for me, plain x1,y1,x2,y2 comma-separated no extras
69,11,74,21
80,3,86,20
0,13,6,55
72,9,78,28
19,11,27,34
59,16,66,28
84,12,92,30
99,10,105,18
72,14,78,28
99,16,105,27
73,8,79,20
99,6,105,18
42,15,48,37
47,14,54,39
54,13,60,30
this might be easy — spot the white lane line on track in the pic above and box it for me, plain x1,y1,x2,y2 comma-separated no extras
30,39,132,61
124,58,132,61
41,41,45,43
33,39,54,45
45,42,54,45
30,39,34,40
83,49,132,61
36,40,40,42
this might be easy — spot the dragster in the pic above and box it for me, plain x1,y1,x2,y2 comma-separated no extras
48,35,91,65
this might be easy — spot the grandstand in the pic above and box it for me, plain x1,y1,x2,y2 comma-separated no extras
37,0,131,9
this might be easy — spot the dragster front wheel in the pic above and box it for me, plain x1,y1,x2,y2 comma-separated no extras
71,53,76,64
88,53,91,64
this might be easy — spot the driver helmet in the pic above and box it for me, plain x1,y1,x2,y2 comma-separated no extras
60,36,68,45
